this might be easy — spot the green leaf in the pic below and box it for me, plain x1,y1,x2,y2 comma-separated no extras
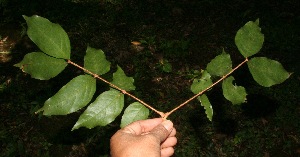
36,75,96,115
197,94,213,121
111,66,135,91
235,20,264,58
84,46,111,75
14,52,67,80
206,51,232,76
23,15,70,59
120,102,149,128
191,70,213,94
248,57,291,87
222,76,247,105
72,89,124,130
162,62,172,73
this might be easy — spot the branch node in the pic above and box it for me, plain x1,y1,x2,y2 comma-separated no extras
93,74,99,78
121,90,127,94
165,58,249,117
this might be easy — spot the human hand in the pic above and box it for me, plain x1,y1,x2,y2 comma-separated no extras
110,118,177,157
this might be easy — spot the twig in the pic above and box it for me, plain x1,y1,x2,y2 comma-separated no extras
67,60,165,117
67,57,248,119
163,58,249,119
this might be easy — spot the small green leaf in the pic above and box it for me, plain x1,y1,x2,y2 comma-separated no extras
14,52,67,80
84,46,111,75
111,66,135,91
197,94,213,121
191,70,213,94
72,89,124,130
222,76,247,105
36,75,96,115
23,15,70,59
120,102,149,128
206,51,232,76
248,57,291,87
235,20,264,58
162,61,172,73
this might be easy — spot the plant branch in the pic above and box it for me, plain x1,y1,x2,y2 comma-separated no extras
67,60,165,117
163,58,249,119
67,57,248,120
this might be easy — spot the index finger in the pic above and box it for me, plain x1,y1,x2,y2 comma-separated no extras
121,118,164,135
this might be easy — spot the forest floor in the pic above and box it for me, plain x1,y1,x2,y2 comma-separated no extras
1,0,300,156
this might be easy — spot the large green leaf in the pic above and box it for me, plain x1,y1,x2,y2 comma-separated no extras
206,51,232,77
248,57,291,87
72,89,124,130
111,66,135,91
222,76,247,105
23,15,70,59
191,70,213,94
197,94,213,121
36,75,96,115
14,52,67,80
235,19,264,58
120,102,149,128
84,46,111,75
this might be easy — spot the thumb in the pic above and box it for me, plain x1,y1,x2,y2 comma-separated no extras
150,120,173,142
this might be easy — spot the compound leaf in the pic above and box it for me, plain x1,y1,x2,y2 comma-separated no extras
14,52,67,80
206,51,232,76
36,75,96,115
235,20,264,58
84,46,111,75
191,70,213,94
248,57,291,87
222,76,247,105
72,89,124,130
120,102,149,128
23,15,70,59
197,94,213,121
111,66,135,91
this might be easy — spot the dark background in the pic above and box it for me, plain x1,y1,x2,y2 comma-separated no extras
1,0,299,156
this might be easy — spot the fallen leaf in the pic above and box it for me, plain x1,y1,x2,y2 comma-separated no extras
131,41,141,46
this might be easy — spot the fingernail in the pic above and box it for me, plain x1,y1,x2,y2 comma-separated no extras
162,120,173,131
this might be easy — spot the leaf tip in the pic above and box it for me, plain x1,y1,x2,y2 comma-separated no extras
22,15,28,20
13,63,21,68
254,18,260,25
71,126,78,131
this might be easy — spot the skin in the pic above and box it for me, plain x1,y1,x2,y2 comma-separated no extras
110,118,177,157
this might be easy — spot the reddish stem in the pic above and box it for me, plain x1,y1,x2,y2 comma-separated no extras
164,58,249,119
